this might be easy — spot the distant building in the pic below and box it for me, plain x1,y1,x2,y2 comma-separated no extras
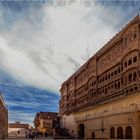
33,112,59,136
60,15,140,139
8,121,32,138
0,93,8,139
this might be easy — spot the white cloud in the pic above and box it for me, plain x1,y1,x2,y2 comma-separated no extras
9,110,35,125
0,1,127,93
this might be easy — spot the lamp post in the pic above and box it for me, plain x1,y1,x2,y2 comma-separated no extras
85,114,90,140
94,116,106,139
100,119,105,138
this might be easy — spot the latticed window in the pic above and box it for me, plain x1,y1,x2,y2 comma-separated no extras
118,82,120,89
129,74,132,82
124,62,127,67
128,59,132,66
133,72,137,81
133,56,137,63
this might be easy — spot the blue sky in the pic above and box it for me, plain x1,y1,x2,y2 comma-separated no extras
0,0,140,125
0,69,59,124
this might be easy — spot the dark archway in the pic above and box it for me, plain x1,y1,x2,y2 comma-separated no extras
78,123,85,138
126,126,132,139
110,127,115,139
92,132,95,139
117,127,123,139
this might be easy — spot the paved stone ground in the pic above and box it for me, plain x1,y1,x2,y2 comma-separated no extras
5,136,54,140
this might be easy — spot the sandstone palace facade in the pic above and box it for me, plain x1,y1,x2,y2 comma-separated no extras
60,15,140,139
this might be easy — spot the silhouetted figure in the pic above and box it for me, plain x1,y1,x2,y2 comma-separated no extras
45,132,48,137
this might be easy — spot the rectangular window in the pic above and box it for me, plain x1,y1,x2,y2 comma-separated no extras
118,82,120,89
118,68,120,73
133,56,137,63
134,33,137,39
128,59,132,66
105,88,107,94
114,70,117,75
124,62,127,67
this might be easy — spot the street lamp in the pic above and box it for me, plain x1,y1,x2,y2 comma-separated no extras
100,119,105,139
85,114,90,139
94,116,106,139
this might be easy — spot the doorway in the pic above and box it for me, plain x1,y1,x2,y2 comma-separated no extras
78,123,85,138
117,127,123,139
125,126,132,139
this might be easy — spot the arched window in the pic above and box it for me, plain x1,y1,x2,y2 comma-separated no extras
111,84,113,89
114,83,117,89
121,78,123,84
117,127,123,139
118,82,120,89
105,88,107,94
126,126,132,139
133,56,137,63
110,127,115,139
124,77,127,84
133,33,137,39
129,74,132,82
133,72,137,81
128,59,132,66
118,68,121,73
124,62,127,67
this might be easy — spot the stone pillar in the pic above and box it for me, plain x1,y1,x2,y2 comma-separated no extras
115,126,117,139
123,126,125,139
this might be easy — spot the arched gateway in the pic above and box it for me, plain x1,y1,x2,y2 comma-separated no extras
78,123,85,138
126,126,132,139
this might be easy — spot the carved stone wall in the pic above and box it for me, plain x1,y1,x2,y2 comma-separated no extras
98,41,123,75
87,58,96,78
60,15,140,116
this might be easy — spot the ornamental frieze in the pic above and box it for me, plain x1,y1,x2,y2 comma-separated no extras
98,41,123,75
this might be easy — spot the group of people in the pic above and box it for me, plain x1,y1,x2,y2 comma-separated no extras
25,130,48,139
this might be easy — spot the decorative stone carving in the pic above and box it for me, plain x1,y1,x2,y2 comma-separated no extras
76,69,88,89
68,78,75,93
98,41,122,75
88,58,96,78
123,24,138,54
60,15,140,116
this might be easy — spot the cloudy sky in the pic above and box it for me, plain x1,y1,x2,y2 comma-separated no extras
0,0,140,125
